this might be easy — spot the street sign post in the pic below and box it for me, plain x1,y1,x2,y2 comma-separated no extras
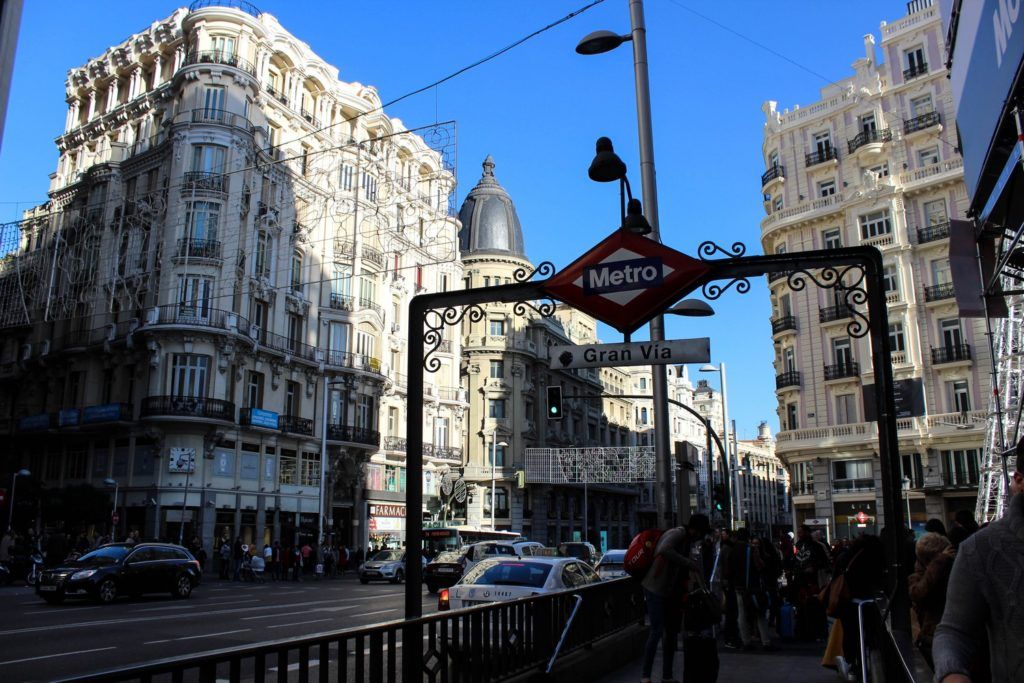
549,337,709,369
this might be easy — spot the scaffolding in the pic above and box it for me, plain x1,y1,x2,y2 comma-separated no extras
524,446,656,484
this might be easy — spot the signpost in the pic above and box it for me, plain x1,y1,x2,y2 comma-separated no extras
549,337,709,370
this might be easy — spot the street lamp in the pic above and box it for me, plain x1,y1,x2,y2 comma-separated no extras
104,478,119,541
578,0,672,529
701,362,734,528
6,468,30,532
902,476,913,532
490,436,509,530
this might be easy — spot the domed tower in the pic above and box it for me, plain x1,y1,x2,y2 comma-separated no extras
458,155,528,259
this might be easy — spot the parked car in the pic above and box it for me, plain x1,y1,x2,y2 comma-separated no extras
358,549,425,584
439,556,601,611
512,541,545,557
461,541,518,572
423,550,467,593
558,542,600,565
594,549,628,580
35,543,201,604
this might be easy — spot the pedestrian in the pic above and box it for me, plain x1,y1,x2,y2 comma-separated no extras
924,518,948,536
271,541,282,580
292,544,302,581
639,523,699,683
0,529,13,563
263,543,273,579
301,541,313,575
829,534,885,678
718,528,741,649
680,514,721,683
933,441,1024,683
232,537,243,581
907,532,954,669
728,528,772,651
218,538,231,580
339,544,349,575
792,524,830,641
947,509,979,550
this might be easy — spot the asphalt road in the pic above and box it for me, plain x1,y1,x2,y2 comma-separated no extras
0,573,440,682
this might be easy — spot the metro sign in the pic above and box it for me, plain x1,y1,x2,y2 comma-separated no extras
542,229,712,333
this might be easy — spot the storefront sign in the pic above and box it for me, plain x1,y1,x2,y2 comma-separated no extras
369,504,406,518
58,409,80,427
248,408,280,429
17,413,52,432
82,403,125,424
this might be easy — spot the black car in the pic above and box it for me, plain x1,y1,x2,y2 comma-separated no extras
36,543,201,604
423,550,467,593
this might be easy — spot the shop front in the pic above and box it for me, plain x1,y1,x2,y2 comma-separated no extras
833,500,878,539
367,502,406,550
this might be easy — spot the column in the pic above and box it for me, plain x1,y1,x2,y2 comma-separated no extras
87,91,98,119
174,46,185,72
128,67,142,100
153,54,165,86
256,493,266,551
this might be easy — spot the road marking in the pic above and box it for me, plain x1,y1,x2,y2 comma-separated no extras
0,646,117,667
267,618,333,629
22,605,104,615
351,609,397,618
175,628,251,642
133,599,259,613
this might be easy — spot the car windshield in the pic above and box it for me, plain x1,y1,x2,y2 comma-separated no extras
77,546,131,565
372,550,403,562
480,543,516,556
462,561,552,588
559,544,591,560
432,551,463,564
598,551,626,566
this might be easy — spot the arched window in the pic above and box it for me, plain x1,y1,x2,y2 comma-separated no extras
291,249,303,293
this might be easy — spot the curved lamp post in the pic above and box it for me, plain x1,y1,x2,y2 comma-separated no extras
700,362,734,528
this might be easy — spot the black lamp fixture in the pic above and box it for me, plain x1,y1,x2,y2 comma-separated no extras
588,137,627,183
576,29,631,55
666,299,715,317
622,197,652,235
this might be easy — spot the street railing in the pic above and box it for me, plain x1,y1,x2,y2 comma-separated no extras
54,577,643,683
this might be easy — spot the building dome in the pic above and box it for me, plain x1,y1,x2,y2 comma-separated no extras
458,156,526,258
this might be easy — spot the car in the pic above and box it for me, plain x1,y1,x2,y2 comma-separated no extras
594,549,628,580
423,550,467,593
35,543,201,604
438,556,601,611
358,549,424,584
512,541,545,557
461,541,518,572
558,541,600,565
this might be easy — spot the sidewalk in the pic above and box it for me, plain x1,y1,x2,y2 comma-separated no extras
596,637,838,682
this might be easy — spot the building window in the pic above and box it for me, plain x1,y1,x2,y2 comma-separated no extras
387,407,399,436
923,199,948,226
489,399,507,419
940,318,962,348
490,360,504,378
918,146,940,167
287,313,303,352
910,94,933,117
947,380,970,413
339,164,354,191
863,162,890,177
900,453,924,488
171,354,209,397
773,196,783,212
492,487,509,517
359,270,377,303
640,407,649,425
489,319,505,336
245,371,264,409
285,381,299,416
356,331,374,359
823,228,842,249
177,275,213,319
357,394,375,429
832,337,853,366
300,452,321,487
185,201,221,242
835,394,856,425
209,35,236,57
214,449,235,477
254,231,271,278
883,264,899,294
941,449,979,486
291,250,303,293
436,417,449,447
832,459,873,491
818,180,836,197
786,403,798,430
361,172,378,202
905,46,927,74
859,210,892,239
768,150,780,168
191,144,227,175
640,377,648,390
332,263,352,296
889,322,906,352
813,131,832,156
328,321,349,355
859,112,877,135
491,443,507,467
300,145,310,176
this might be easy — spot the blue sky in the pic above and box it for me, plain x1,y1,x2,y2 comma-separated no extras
0,0,908,438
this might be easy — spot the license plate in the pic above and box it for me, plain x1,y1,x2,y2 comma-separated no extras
364,571,379,576
436,568,454,574
39,585,57,592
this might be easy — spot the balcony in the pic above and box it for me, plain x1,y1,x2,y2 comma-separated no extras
438,386,461,401
278,414,314,436
791,481,814,497
264,83,289,107
175,238,222,261
259,330,318,362
185,50,257,77
359,297,383,316
819,304,853,323
924,282,955,302
188,0,262,18
761,165,785,187
903,63,929,80
805,147,839,167
182,171,227,196
327,424,380,447
299,107,320,129
435,446,463,462
904,111,941,134
328,293,354,311
833,477,875,493
141,396,236,422
931,344,971,365
771,315,797,334
917,222,950,244
775,371,801,389
383,436,407,452
824,361,860,380
146,306,250,337
361,246,386,269
847,128,892,154
190,108,254,132
323,350,383,375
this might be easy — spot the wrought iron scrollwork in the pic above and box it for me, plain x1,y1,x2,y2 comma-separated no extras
513,299,557,319
512,261,555,283
788,265,870,338
423,304,485,372
702,277,750,300
698,240,747,261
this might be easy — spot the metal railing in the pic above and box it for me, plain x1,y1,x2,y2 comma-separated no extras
916,221,950,243
299,107,320,129
258,329,318,362
189,0,262,17
824,361,860,380
761,164,785,186
185,50,257,76
140,396,235,422
190,108,254,131
278,414,313,436
55,577,643,683
776,371,801,389
924,282,955,302
848,128,892,153
383,436,407,452
327,424,380,446
771,315,797,334
438,386,460,400
264,82,289,106
359,297,384,315
182,171,227,195
805,147,839,166
323,349,382,374
903,62,928,80
904,110,940,134
435,446,463,461
931,344,971,364
329,292,354,311
833,477,876,492
175,238,222,260
820,304,853,322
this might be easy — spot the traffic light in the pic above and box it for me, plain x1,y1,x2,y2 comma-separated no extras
546,385,564,420
712,484,725,512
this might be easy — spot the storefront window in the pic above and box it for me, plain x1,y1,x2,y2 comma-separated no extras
280,450,297,485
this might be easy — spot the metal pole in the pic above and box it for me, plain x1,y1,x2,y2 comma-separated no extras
7,473,17,532
319,379,329,546
491,434,497,530
113,483,118,540
179,456,190,546
627,0,672,530
583,471,588,543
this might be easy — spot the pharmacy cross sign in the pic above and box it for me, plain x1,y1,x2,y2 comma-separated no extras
541,229,713,333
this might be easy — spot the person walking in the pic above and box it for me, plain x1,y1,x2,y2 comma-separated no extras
793,525,830,641
232,537,243,581
292,544,302,581
218,538,230,580
907,532,955,669
729,528,772,651
932,445,1024,683
263,543,273,580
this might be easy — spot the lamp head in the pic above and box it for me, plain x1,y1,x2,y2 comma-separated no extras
576,30,630,55
588,137,627,183
498,441,509,447
667,299,715,317
104,478,118,487
16,469,30,477
699,364,718,373
622,198,652,235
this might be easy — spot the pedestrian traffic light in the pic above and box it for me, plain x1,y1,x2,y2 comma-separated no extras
546,385,563,420
712,484,725,512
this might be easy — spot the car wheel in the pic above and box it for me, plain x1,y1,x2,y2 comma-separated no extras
426,583,438,594
172,574,193,599
97,579,118,604
359,577,369,585
393,569,404,584
42,594,65,605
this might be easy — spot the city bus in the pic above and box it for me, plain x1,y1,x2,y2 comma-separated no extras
422,525,523,554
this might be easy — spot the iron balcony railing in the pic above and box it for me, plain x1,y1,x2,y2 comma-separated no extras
820,304,853,323
323,349,382,374
383,436,407,452
824,361,860,380
182,171,227,195
278,414,313,436
904,110,940,134
258,330,318,362
188,0,262,18
329,292,354,311
833,477,875,492
190,108,254,131
140,396,235,422
299,107,320,129
931,344,971,364
848,128,893,153
264,82,288,106
917,221,950,244
176,238,222,260
805,147,839,166
904,62,929,80
761,164,785,187
327,424,380,446
924,282,955,302
776,371,801,389
791,481,814,496
423,443,436,457
393,372,408,389
185,50,257,76
771,315,797,334
359,297,384,315
438,386,461,400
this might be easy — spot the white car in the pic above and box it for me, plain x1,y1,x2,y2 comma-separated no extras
513,541,545,557
439,557,601,610
594,549,628,580
461,541,518,572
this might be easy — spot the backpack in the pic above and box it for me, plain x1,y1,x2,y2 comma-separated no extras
624,529,664,579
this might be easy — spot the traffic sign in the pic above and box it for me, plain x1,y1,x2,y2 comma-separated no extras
549,337,710,369
542,229,712,333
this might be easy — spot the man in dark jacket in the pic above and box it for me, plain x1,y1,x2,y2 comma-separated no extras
793,524,829,640
933,445,1024,683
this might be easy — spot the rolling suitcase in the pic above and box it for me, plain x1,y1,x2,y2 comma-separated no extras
778,600,797,640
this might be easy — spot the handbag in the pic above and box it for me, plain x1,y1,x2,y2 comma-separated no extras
684,547,723,632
